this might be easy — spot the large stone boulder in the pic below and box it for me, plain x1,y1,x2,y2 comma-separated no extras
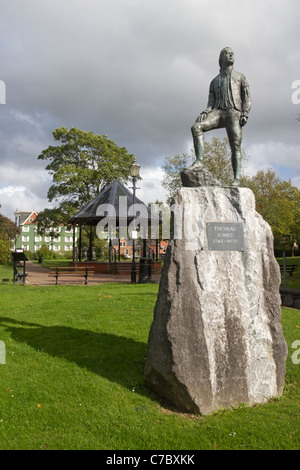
144,186,288,415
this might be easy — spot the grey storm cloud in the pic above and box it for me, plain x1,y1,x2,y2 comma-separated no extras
0,0,299,217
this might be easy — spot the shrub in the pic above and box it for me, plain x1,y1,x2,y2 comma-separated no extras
37,244,55,260
0,233,12,264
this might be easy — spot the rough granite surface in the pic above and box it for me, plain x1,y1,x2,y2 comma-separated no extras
144,187,288,415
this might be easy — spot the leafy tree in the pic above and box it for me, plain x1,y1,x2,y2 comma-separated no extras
242,169,300,254
38,126,135,209
0,205,19,263
37,127,136,238
35,205,74,238
162,137,247,203
161,153,191,204
0,233,12,264
0,209,19,240
203,137,247,184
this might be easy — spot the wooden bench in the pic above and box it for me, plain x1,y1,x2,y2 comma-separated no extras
279,264,298,279
48,266,95,285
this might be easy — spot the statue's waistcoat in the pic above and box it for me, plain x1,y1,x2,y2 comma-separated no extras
207,69,251,114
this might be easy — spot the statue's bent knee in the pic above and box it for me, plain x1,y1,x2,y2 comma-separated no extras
191,122,202,136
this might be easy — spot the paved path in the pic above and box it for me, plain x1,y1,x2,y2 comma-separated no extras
24,261,161,286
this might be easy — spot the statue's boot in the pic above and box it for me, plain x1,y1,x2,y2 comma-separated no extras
232,152,242,187
190,132,205,168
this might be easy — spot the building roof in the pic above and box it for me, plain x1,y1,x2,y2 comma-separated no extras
68,179,159,226
16,211,38,225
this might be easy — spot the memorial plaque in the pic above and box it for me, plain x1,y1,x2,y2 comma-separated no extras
206,222,244,251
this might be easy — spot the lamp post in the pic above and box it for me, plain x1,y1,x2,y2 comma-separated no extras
129,159,141,283
14,209,19,250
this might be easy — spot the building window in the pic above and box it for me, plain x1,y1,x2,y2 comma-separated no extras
67,236,76,242
22,236,29,242
44,237,51,242
35,236,42,242
22,226,30,232
65,227,77,233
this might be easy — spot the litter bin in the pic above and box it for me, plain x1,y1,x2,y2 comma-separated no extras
138,257,152,283
12,250,28,284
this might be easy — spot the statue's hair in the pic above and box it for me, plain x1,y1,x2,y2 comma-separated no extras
219,47,233,69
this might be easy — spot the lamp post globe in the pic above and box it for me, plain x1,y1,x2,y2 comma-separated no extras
129,160,141,179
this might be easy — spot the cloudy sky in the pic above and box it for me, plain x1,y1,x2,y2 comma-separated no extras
0,0,299,219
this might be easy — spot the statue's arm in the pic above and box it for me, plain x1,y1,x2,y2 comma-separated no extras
241,76,251,116
239,75,251,127
196,82,214,122
204,81,215,113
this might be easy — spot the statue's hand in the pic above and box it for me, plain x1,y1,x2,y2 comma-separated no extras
240,115,248,127
196,112,208,123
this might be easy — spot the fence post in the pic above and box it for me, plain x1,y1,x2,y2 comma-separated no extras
283,252,287,288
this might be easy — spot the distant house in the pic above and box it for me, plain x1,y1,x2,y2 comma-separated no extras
147,239,168,257
111,238,134,258
14,211,77,253
111,238,168,259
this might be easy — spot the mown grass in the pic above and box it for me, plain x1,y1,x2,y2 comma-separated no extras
0,264,299,450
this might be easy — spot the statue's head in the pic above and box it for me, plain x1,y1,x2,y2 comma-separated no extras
219,47,234,69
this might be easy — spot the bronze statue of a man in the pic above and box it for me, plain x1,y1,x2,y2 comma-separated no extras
191,47,251,186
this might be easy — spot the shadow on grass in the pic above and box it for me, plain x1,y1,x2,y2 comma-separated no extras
0,316,148,394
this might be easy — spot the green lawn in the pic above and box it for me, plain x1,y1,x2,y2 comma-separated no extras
0,264,299,450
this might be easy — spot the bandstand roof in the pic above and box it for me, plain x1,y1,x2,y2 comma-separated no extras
68,179,159,226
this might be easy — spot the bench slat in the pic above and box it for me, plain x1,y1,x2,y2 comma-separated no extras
48,270,95,273
49,272,95,276
49,268,95,271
